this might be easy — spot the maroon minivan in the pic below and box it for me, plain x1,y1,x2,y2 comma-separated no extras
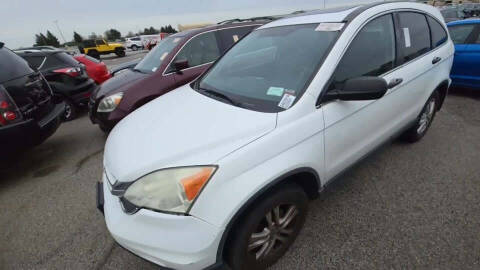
89,19,273,131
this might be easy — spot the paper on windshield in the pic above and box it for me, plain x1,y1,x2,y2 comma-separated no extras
173,37,181,43
160,52,168,61
233,35,239,43
267,87,284,97
315,23,345,32
278,93,296,109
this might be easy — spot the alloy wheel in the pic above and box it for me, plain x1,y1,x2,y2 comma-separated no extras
248,204,298,260
417,98,436,134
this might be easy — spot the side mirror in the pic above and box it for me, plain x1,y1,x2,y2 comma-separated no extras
325,76,388,102
172,59,189,74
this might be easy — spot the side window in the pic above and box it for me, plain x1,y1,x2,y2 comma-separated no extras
427,16,448,48
172,32,220,69
448,24,477,44
330,14,396,90
397,12,431,62
96,39,106,45
217,26,257,51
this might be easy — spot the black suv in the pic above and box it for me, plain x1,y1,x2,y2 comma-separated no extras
0,42,65,153
16,49,96,120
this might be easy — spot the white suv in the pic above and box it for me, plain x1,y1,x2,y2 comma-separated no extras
98,2,453,270
124,37,143,51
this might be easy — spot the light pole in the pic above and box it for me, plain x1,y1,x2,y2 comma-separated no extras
53,20,67,44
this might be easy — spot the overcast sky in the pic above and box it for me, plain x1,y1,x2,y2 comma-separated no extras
0,0,380,48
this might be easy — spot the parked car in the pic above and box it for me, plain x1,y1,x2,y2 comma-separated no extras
447,19,480,89
16,49,96,120
78,39,126,59
97,3,453,270
440,6,468,22
124,37,143,51
74,54,111,84
0,42,65,154
462,3,480,17
89,18,274,132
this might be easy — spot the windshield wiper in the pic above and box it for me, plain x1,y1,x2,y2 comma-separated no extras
199,88,239,106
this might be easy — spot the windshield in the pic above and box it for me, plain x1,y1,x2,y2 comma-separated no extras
134,36,183,73
197,24,339,112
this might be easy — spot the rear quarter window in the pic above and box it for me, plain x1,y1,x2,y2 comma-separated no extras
0,48,33,83
427,16,448,48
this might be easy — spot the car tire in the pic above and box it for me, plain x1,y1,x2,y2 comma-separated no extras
401,90,439,143
131,45,138,51
226,183,308,270
99,124,112,134
115,49,126,57
63,100,77,121
88,50,100,60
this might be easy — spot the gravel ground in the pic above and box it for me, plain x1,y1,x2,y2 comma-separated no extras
0,88,478,270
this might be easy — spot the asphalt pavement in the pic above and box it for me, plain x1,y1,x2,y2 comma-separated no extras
0,55,479,269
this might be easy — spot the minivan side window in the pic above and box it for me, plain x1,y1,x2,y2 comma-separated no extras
217,26,257,50
329,14,396,90
427,16,448,48
170,32,220,71
448,24,477,44
397,12,431,62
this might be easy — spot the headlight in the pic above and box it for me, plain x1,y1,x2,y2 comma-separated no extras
97,92,123,112
123,166,217,214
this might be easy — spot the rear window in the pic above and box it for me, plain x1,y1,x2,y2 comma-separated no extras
43,52,79,69
0,47,33,83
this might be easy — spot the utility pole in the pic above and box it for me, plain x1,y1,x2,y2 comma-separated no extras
53,20,67,44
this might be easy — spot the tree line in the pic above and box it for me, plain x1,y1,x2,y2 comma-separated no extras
34,25,178,47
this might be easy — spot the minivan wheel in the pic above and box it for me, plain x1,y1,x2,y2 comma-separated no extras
401,90,439,143
131,45,138,51
226,183,308,270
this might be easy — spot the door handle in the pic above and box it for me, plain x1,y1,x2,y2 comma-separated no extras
432,57,442,64
387,78,403,89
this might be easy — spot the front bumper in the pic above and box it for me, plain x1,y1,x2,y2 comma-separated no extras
99,176,224,270
0,102,65,153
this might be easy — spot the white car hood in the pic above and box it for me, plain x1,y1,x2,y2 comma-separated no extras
104,85,277,183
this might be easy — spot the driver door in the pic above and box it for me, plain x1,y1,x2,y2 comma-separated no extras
322,14,405,180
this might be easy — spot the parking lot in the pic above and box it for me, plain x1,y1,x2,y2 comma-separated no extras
1,53,479,270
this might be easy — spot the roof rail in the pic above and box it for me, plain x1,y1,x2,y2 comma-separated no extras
217,16,277,25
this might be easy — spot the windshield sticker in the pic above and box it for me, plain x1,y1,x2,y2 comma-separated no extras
267,86,284,97
173,37,181,43
152,67,158,72
285,89,296,95
403,28,411,48
278,93,296,109
160,52,168,61
233,35,239,43
315,23,345,32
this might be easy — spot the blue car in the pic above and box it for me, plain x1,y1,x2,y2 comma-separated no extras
447,19,480,89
